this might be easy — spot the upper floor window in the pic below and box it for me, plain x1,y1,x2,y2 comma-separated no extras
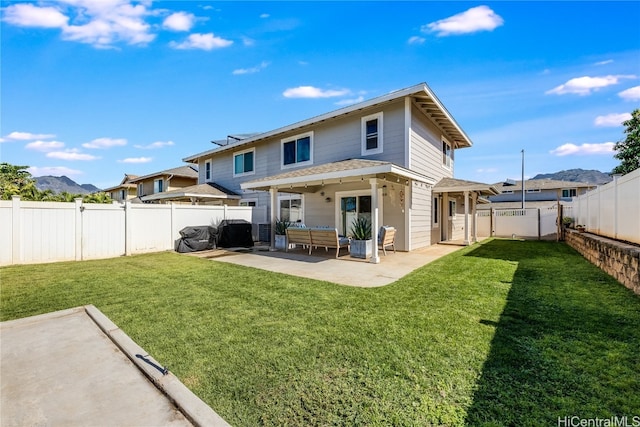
442,139,452,169
205,160,212,181
154,179,164,193
562,188,577,198
282,132,313,168
137,183,144,197
233,148,255,177
361,112,383,155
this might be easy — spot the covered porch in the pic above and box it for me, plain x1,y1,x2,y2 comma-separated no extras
241,159,435,264
433,178,499,246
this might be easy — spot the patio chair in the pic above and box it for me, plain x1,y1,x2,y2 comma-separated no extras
379,226,396,255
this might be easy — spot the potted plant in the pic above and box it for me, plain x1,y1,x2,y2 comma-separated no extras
274,219,290,250
349,216,372,259
576,224,586,233
562,217,573,229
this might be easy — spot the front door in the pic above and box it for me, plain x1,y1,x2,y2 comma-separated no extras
338,194,371,236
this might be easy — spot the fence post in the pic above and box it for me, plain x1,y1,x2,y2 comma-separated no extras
223,204,228,220
11,196,21,264
125,200,132,256
537,208,541,240
170,202,177,250
613,174,619,239
75,198,83,261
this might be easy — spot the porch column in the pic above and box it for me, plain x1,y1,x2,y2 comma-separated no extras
369,178,380,264
463,190,470,246
442,193,449,242
269,187,278,251
472,192,478,243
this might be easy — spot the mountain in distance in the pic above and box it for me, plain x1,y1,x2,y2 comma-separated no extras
35,176,101,194
531,169,613,185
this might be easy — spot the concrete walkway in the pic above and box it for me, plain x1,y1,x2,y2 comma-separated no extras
1,306,229,427
188,243,466,287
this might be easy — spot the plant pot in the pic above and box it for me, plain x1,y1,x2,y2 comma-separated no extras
275,235,287,250
576,227,586,233
350,239,372,259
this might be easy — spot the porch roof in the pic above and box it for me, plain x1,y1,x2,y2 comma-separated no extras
141,182,240,202
240,159,436,192
433,177,499,199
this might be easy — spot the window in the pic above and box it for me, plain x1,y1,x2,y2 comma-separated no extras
120,189,126,200
449,200,456,218
279,195,303,223
562,188,577,198
502,190,514,194
442,139,452,168
361,112,383,155
233,148,255,177
205,160,212,181
137,183,144,197
240,199,257,207
154,179,164,193
433,197,439,226
282,132,313,168
526,189,540,193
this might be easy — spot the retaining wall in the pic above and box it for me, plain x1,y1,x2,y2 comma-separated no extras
565,229,640,295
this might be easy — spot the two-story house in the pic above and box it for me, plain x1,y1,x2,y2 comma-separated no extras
128,165,199,203
182,83,497,260
103,174,139,202
484,179,597,209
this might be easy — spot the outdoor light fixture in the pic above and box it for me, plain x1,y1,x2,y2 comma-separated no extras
382,185,388,197
325,197,332,203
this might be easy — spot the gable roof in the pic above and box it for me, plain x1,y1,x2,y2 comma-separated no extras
102,174,139,192
433,177,499,197
183,82,472,163
140,182,240,202
129,165,198,183
494,179,596,192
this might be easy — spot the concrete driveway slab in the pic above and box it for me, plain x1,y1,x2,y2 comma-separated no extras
1,306,229,427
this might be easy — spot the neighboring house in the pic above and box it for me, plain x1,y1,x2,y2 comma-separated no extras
182,83,497,260
102,174,139,202
128,165,198,204
483,179,597,209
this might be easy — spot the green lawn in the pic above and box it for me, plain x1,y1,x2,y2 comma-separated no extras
1,239,638,426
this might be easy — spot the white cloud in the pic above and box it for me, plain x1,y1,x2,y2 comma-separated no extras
423,5,504,36
283,86,351,99
260,13,270,19
82,137,127,149
118,157,152,163
169,33,233,50
163,12,194,32
241,36,255,47
594,113,632,127
25,140,66,152
619,85,640,101
233,61,270,75
2,3,68,28
546,75,636,96
408,36,425,45
550,142,615,156
134,140,174,149
595,59,613,66
46,149,99,161
2,131,56,141
335,96,364,106
476,168,498,173
28,166,83,177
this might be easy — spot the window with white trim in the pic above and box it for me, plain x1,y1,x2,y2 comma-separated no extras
502,190,514,194
154,179,164,193
449,200,456,218
233,148,255,177
526,189,540,193
120,189,126,200
240,199,257,207
279,194,304,223
282,132,313,168
137,183,143,196
562,188,577,198
361,112,383,155
433,197,439,226
205,160,212,181
442,138,452,168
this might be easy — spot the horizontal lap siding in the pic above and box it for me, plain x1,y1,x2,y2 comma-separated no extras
410,184,432,249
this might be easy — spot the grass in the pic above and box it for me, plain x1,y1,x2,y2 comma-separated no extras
1,239,638,426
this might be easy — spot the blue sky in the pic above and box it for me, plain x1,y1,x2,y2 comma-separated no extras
1,1,639,189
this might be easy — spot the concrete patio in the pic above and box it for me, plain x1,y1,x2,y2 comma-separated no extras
187,242,469,287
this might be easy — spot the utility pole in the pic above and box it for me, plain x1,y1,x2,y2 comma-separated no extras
521,149,525,209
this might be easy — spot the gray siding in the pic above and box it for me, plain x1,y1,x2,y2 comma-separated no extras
410,183,432,249
409,104,454,181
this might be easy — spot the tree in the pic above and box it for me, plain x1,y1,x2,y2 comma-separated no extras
612,109,640,175
0,163,39,200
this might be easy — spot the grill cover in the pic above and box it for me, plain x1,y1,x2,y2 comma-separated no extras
217,219,254,248
174,226,216,253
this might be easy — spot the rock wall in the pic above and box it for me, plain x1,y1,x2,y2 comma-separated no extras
565,229,640,295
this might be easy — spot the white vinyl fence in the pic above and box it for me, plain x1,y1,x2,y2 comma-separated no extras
0,197,267,266
478,206,561,240
567,168,640,244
